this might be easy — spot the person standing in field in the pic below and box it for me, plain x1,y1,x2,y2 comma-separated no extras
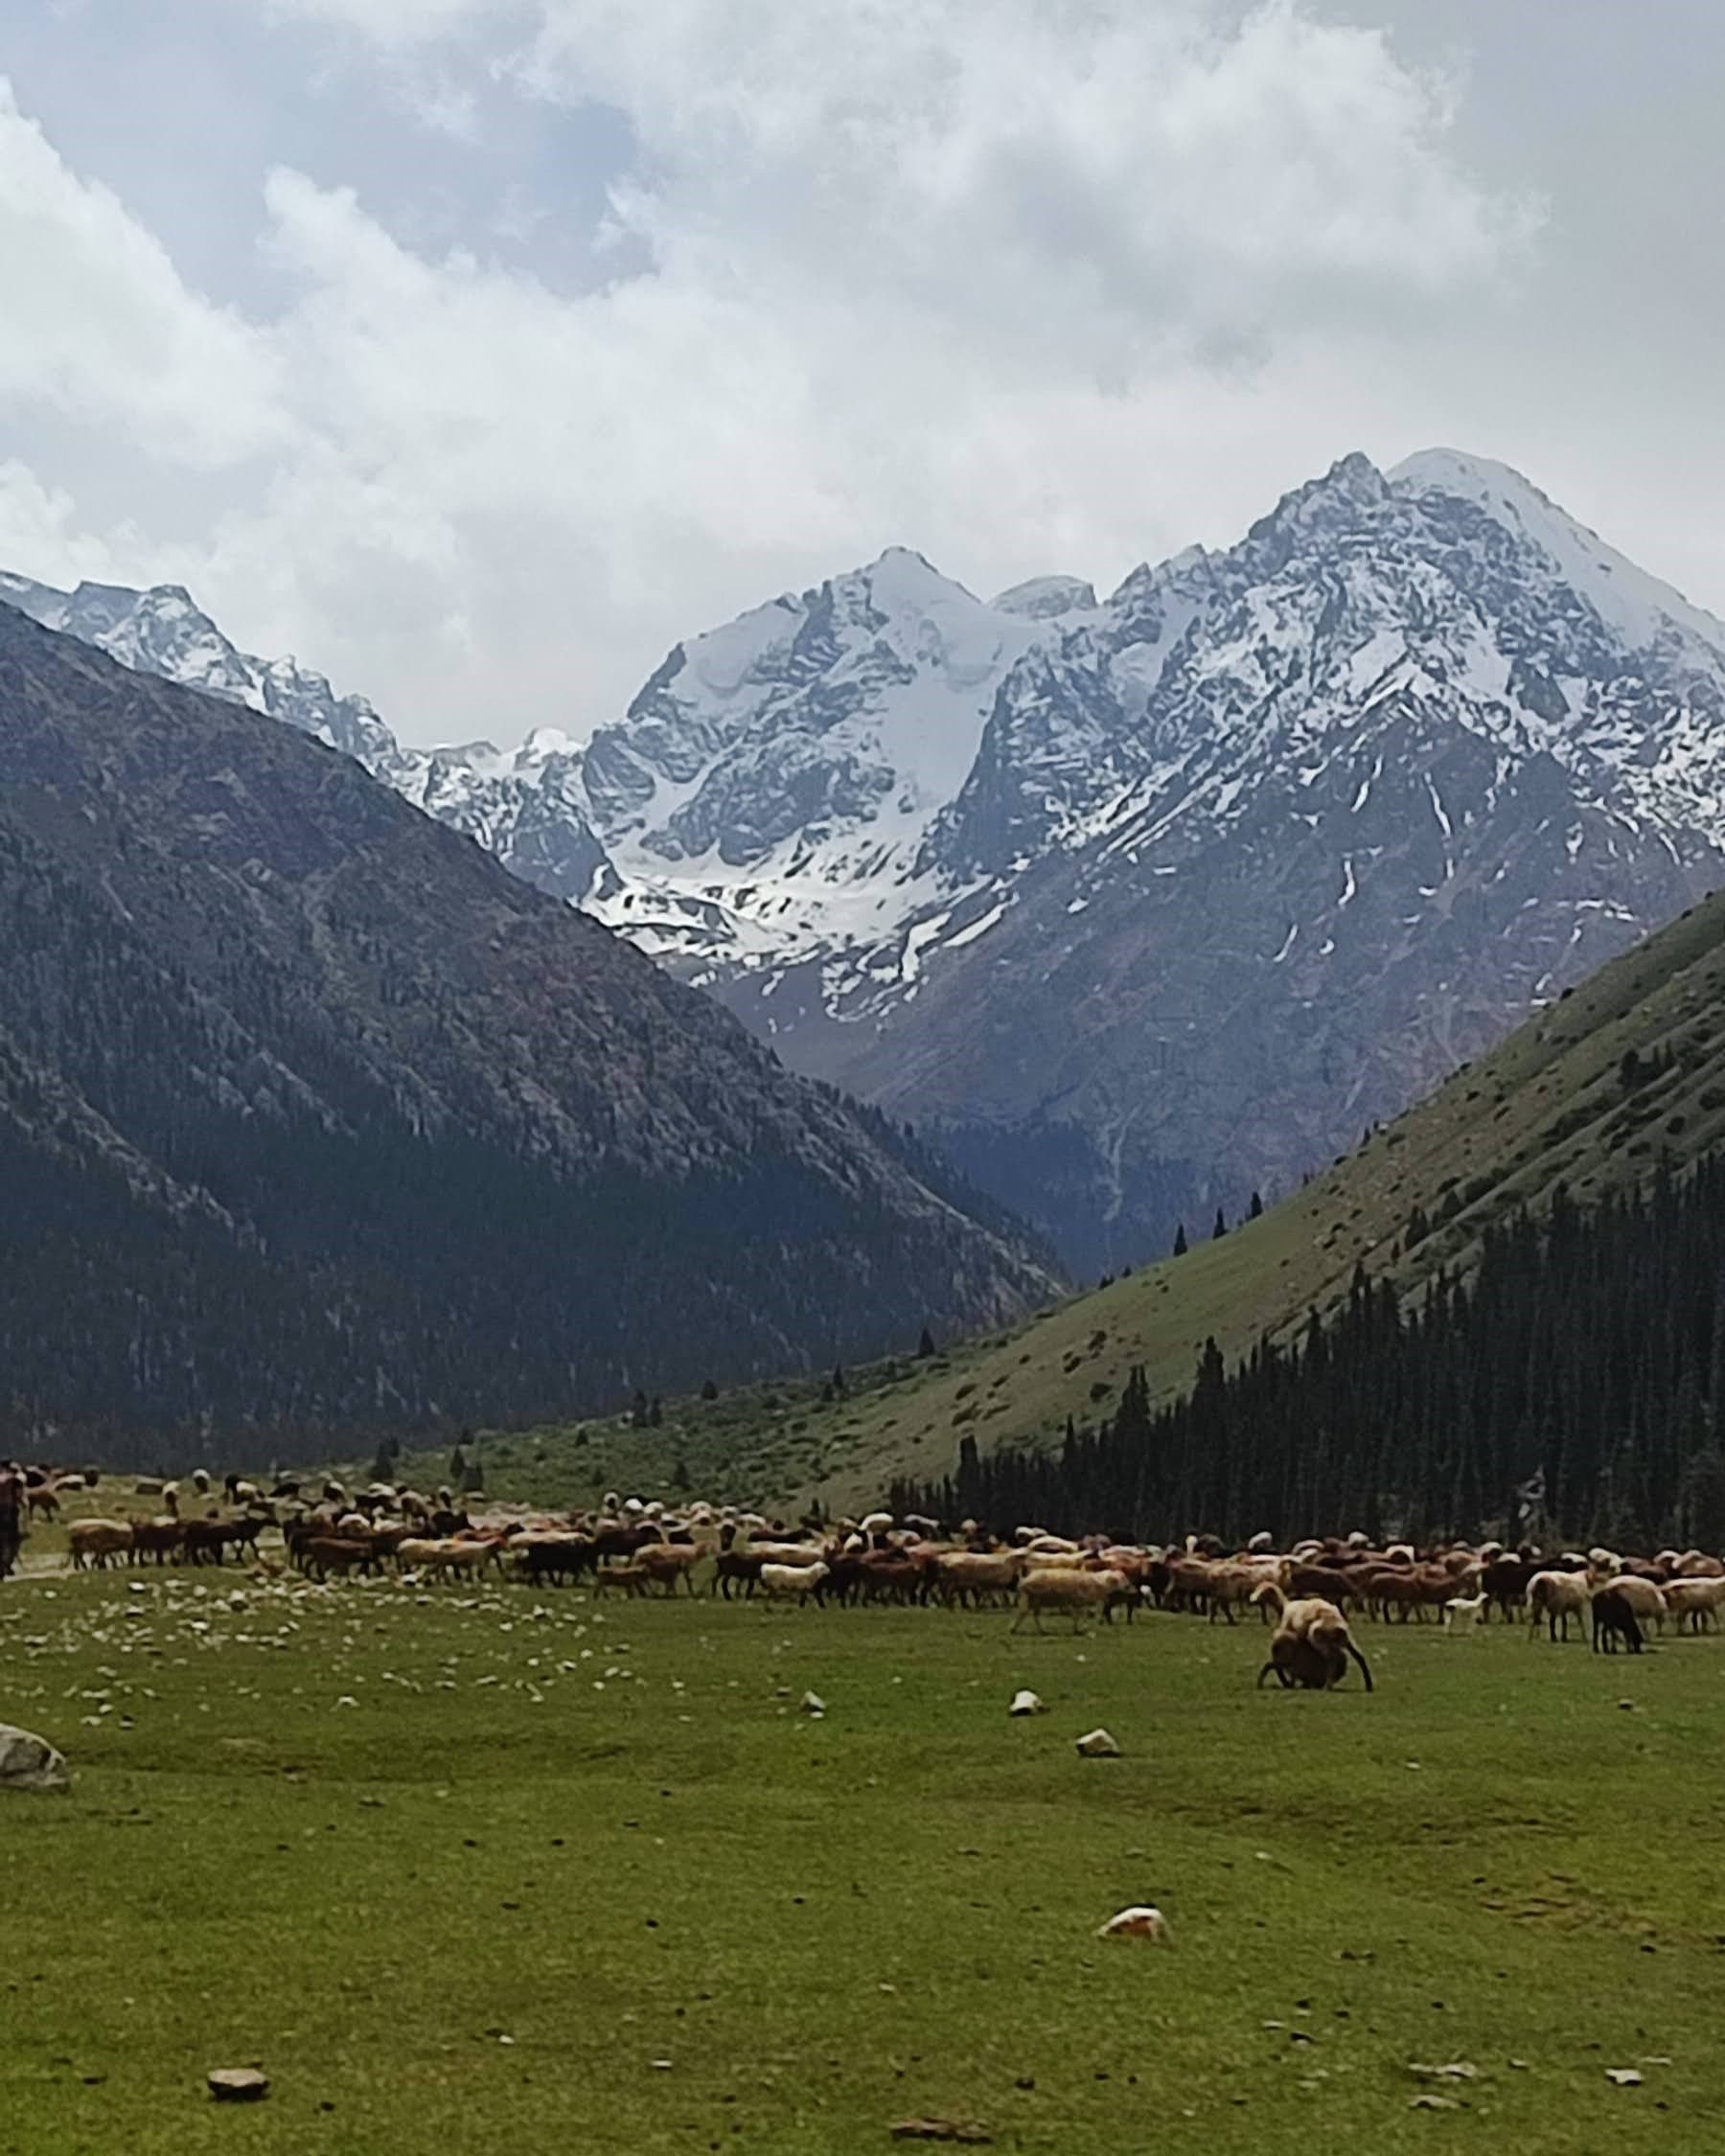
0,1460,23,1580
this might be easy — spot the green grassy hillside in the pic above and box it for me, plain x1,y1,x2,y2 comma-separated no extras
449,888,1725,1518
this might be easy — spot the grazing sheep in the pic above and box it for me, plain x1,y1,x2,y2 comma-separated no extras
127,1517,185,1566
1591,1588,1644,1654
591,1562,651,1597
68,1519,134,1571
934,1549,1026,1608
1010,1567,1130,1634
758,1560,830,1606
1665,1575,1725,1633
1527,1570,1591,1642
635,1542,703,1596
24,1485,59,1522
299,1536,372,1581
1600,1573,1668,1633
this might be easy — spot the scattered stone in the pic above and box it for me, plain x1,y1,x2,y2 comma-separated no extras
1074,1728,1120,1757
889,2120,992,2144
1605,2069,1644,2087
1095,1905,1168,1942
207,2068,269,2103
1409,2094,1460,2111
1008,1690,1046,1717
0,1725,69,1794
1409,2062,1481,2081
799,1691,826,1716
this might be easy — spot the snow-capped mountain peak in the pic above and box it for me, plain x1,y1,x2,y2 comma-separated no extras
13,447,1725,1273
1389,446,1725,659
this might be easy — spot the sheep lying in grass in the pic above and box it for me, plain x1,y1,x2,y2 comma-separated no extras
1253,1583,1373,1692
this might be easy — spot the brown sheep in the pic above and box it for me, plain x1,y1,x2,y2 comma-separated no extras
69,1519,134,1571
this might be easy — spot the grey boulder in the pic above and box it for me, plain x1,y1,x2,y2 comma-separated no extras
0,1724,69,1793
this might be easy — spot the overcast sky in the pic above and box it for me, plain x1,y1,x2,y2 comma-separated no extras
2,0,1721,747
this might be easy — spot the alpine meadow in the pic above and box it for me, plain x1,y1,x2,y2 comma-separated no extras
7,7,1725,2155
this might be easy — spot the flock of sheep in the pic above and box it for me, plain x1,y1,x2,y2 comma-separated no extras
20,1462,1725,1692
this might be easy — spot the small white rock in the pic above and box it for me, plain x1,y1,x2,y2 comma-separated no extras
1008,1689,1046,1717
798,1691,825,1716
1074,1727,1121,1757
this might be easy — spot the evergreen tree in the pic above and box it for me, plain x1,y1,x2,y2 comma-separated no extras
890,1152,1725,1548
631,1388,650,1429
700,1378,719,1402
448,1443,467,1484
1249,1191,1264,1220
648,1395,663,1428
917,1326,937,1359
1172,1223,1188,1257
1212,1207,1228,1240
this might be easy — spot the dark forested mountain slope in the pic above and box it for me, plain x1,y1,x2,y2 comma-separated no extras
734,882,1725,1514
0,605,1053,1464
896,1162,1725,1553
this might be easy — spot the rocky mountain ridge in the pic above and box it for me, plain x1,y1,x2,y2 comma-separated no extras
14,447,1725,1271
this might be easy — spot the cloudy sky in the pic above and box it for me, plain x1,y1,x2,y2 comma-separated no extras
1,0,1719,746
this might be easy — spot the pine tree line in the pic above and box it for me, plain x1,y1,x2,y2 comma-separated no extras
892,1157,1725,1551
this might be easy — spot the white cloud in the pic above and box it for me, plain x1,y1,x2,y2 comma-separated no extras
0,8,1538,743
0,80,288,467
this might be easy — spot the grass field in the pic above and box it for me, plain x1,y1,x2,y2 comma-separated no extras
6,1556,1725,2155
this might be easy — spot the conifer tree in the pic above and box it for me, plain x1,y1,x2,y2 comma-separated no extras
1172,1222,1188,1257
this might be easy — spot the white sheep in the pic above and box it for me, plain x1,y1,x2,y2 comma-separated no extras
1441,1593,1486,1635
1601,1573,1668,1631
1010,1566,1129,1634
1665,1575,1725,1633
758,1560,829,1605
1527,1569,1590,1642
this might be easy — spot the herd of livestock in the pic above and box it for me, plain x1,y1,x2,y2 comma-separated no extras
15,1462,1725,1691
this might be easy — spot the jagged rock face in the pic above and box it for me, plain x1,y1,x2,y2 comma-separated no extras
14,447,1725,1275
0,571,609,904
0,606,1054,1457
